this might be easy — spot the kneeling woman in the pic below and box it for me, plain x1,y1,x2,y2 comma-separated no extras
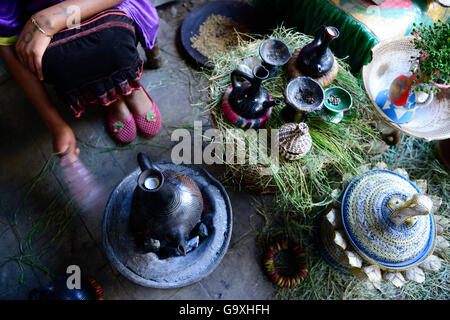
0,0,162,161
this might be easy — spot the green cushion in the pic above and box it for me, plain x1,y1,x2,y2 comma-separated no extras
251,0,379,76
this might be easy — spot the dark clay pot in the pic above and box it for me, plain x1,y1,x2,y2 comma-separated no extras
130,153,203,256
29,277,102,300
228,65,279,119
297,25,339,78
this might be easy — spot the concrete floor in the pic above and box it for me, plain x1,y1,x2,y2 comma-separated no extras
0,1,276,300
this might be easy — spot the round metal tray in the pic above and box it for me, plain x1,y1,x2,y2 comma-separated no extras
103,162,232,288
180,0,258,66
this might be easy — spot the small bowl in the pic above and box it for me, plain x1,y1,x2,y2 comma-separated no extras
259,38,291,67
259,38,291,78
324,87,352,113
285,77,325,113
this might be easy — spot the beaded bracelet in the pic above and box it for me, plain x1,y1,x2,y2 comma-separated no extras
31,17,53,39
263,240,308,288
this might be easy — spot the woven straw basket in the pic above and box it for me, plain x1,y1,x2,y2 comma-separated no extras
362,36,449,141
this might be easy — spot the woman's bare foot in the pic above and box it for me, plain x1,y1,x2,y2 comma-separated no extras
108,98,131,120
122,88,154,116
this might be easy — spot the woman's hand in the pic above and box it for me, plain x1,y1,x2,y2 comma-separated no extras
15,18,52,81
52,124,81,162
15,0,125,80
1,44,81,161
16,19,51,80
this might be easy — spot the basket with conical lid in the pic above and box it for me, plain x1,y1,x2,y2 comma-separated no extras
318,165,448,287
342,169,435,270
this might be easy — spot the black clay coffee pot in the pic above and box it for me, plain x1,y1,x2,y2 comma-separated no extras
29,276,103,300
130,153,203,256
297,25,339,78
229,65,279,119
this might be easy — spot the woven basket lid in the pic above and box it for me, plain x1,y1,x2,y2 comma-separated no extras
341,169,436,270
278,122,312,159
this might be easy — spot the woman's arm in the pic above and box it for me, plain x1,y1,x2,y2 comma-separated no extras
33,0,125,35
15,0,124,80
0,45,80,161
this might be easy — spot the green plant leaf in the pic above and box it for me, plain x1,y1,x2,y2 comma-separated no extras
410,20,450,93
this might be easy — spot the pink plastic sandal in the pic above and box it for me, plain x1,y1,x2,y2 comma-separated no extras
107,113,137,144
133,87,162,137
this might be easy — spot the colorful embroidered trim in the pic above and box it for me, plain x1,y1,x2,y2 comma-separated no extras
263,240,308,288
57,9,131,34
69,60,143,118
48,21,135,49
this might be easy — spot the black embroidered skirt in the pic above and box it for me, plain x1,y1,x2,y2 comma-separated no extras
42,8,143,117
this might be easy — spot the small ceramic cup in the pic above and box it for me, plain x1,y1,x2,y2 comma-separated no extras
375,78,434,124
319,86,352,123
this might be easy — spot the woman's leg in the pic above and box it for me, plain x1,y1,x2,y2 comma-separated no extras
41,9,147,143
121,88,153,116
144,39,162,69
108,98,132,120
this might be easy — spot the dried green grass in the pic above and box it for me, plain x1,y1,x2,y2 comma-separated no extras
256,135,449,300
203,26,381,212
0,155,79,298
76,137,169,153
202,26,449,300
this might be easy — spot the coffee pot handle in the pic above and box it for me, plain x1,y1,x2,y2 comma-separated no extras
231,69,254,91
138,152,155,171
415,90,434,106
409,62,434,106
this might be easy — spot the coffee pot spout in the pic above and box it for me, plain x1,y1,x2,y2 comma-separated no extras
138,152,155,171
263,99,281,110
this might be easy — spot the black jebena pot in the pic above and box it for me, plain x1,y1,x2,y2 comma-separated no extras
29,276,103,300
130,153,204,256
228,65,279,119
297,25,339,78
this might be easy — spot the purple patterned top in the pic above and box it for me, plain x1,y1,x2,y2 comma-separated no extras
0,0,159,49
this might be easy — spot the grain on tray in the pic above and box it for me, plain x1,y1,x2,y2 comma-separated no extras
190,14,249,60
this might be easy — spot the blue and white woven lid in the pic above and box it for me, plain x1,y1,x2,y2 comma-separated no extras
341,170,436,270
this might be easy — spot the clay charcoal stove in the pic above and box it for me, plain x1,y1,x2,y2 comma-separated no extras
103,155,232,288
